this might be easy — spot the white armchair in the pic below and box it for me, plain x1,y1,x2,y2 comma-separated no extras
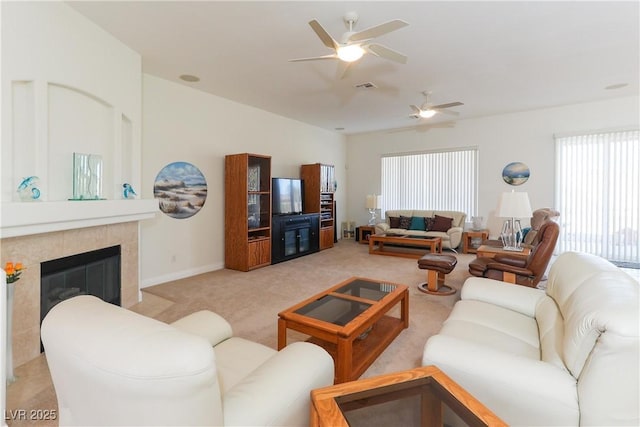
41,295,334,426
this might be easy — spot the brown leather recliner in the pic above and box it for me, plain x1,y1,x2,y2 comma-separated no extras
468,221,560,287
481,207,560,248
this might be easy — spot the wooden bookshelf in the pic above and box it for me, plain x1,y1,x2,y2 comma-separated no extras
301,163,335,250
225,153,271,271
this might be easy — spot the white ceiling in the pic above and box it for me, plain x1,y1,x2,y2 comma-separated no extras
67,1,639,135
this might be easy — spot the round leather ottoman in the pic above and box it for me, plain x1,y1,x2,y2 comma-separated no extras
417,253,457,296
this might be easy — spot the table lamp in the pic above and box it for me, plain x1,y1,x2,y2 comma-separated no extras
497,191,532,251
366,195,382,225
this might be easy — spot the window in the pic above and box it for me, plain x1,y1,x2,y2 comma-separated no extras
555,129,639,264
380,147,478,219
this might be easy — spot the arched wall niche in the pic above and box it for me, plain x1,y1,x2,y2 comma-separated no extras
8,81,135,202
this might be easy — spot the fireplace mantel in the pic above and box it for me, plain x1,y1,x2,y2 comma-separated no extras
1,199,158,238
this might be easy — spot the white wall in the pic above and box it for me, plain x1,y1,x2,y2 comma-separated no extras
0,1,347,291
140,75,347,286
0,0,143,418
346,96,639,236
1,1,142,202
3,1,637,290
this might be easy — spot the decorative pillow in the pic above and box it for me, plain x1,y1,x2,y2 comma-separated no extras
524,229,539,246
424,217,434,231
409,216,426,231
399,215,412,229
389,216,401,228
430,215,453,232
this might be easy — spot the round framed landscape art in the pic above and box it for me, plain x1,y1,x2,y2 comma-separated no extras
154,161,207,219
502,162,530,186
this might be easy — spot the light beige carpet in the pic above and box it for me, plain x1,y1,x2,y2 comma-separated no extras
143,239,474,378
7,239,476,426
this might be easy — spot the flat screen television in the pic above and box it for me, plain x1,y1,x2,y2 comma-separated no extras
272,178,303,215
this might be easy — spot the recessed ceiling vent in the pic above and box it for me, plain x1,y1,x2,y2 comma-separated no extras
354,82,377,89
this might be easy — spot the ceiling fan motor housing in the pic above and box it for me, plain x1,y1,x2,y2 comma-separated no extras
343,11,359,28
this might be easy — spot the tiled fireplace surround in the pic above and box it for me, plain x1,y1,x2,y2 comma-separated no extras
1,222,139,368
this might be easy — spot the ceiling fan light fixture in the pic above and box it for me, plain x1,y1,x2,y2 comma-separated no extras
337,45,365,62
419,109,437,118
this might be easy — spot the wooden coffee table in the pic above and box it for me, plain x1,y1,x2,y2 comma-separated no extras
278,277,409,383
369,234,442,259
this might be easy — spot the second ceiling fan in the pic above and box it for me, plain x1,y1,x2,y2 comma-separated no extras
289,11,409,78
410,91,464,119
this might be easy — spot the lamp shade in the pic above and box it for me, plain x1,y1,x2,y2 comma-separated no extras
498,191,532,218
366,195,382,209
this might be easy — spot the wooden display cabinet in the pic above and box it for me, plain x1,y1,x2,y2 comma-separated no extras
225,153,272,271
301,163,335,250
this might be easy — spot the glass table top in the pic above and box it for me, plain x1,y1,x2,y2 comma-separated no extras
293,278,397,326
333,278,397,301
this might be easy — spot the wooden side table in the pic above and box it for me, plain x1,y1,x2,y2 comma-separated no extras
462,230,489,254
310,365,506,427
358,225,375,244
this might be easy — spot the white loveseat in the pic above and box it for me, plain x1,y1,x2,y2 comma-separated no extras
423,251,639,426
374,210,466,250
41,295,335,426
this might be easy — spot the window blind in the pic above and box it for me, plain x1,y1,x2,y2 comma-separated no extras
380,147,478,219
555,129,639,263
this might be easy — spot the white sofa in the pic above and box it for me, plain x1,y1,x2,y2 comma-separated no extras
41,295,334,426
374,210,466,250
423,251,639,426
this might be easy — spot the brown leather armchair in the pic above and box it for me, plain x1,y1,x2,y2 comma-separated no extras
481,207,560,248
469,221,559,287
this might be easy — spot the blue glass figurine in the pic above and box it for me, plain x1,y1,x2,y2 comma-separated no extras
17,176,41,201
123,183,137,199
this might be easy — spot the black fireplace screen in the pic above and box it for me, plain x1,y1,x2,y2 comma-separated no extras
40,245,121,344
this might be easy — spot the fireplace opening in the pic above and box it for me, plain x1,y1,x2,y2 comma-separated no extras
40,245,121,349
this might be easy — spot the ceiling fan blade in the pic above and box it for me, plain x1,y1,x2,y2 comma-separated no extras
336,60,353,79
431,102,464,109
410,105,421,114
289,54,338,62
366,43,408,64
309,20,340,50
432,108,460,116
348,19,409,42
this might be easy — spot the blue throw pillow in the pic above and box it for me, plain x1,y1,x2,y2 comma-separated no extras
409,216,426,231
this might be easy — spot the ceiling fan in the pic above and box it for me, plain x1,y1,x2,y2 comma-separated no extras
410,92,464,119
289,11,409,78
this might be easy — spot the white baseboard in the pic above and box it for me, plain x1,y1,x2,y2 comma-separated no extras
140,262,224,289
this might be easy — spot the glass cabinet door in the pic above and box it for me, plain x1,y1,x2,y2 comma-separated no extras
298,228,310,252
284,230,297,256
